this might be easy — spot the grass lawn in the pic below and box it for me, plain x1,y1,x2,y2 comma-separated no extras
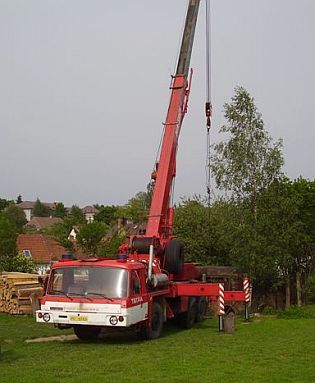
1,309,315,383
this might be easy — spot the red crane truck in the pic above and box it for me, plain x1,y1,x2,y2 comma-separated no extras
36,0,250,340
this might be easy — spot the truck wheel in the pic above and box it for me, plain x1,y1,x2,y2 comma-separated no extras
164,240,184,275
178,297,197,329
73,325,101,340
138,301,163,340
196,297,208,322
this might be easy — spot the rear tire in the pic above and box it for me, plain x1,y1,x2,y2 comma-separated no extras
73,325,101,340
178,297,197,329
196,297,208,322
164,240,184,275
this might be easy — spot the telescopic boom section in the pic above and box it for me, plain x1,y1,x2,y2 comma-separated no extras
146,0,200,239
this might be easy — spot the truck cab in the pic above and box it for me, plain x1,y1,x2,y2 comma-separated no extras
36,258,152,339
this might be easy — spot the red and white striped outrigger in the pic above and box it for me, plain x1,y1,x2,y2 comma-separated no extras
218,283,225,331
214,277,251,331
169,273,251,331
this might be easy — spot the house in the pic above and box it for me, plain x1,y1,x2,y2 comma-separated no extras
16,201,35,221
68,226,80,241
17,234,67,275
25,217,63,231
17,201,99,223
82,206,98,222
17,201,56,222
103,218,143,241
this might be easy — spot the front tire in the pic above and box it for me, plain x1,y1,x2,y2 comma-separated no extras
73,325,101,340
138,301,163,340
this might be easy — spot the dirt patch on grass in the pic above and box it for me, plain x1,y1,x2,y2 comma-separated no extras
25,334,77,343
3,339,15,344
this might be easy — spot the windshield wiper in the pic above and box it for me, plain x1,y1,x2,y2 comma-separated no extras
86,292,114,301
67,291,93,301
50,290,73,300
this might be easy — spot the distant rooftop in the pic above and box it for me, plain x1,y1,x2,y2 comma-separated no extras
82,206,98,214
17,201,56,209
25,216,63,230
17,234,67,264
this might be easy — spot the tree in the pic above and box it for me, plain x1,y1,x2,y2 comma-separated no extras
218,197,280,293
119,191,151,224
53,202,66,218
0,198,12,211
209,86,285,298
33,198,51,217
3,205,27,233
45,221,74,252
0,214,18,271
68,205,85,225
115,183,154,225
210,86,284,209
99,234,126,258
223,177,315,306
16,195,22,204
247,178,315,306
174,197,214,265
284,179,315,306
94,205,118,226
206,198,246,267
77,221,108,256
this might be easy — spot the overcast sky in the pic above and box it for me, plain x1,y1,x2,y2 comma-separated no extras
1,0,314,207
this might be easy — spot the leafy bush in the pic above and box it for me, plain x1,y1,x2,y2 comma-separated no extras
277,306,315,319
260,306,278,315
11,253,36,274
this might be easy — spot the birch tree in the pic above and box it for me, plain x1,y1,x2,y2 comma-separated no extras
210,86,284,210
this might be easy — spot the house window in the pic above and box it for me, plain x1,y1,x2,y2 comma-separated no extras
23,249,32,257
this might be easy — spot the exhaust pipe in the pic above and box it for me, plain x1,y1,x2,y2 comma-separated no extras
148,244,154,281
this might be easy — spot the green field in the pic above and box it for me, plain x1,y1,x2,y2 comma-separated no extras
1,310,315,383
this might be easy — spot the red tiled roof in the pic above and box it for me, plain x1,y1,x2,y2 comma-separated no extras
17,234,67,264
25,217,63,230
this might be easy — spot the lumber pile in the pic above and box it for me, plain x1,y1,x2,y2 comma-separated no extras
0,272,44,315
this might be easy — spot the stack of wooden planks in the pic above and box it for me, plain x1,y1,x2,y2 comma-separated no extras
0,272,44,315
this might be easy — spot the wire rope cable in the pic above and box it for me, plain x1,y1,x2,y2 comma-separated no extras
205,0,212,103
205,0,212,202
205,0,213,260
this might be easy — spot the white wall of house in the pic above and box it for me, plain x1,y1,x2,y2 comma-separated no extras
36,264,50,275
85,213,95,223
68,228,77,241
24,209,32,222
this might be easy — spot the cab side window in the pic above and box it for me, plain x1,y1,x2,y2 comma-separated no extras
131,271,141,295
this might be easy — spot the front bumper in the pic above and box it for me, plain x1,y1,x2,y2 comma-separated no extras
36,309,130,327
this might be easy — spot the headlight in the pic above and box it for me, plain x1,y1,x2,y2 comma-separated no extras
109,316,118,325
43,313,51,322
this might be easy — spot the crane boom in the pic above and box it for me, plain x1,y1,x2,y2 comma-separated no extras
176,0,200,77
146,0,200,239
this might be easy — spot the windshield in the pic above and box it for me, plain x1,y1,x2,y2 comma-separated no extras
48,266,128,299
